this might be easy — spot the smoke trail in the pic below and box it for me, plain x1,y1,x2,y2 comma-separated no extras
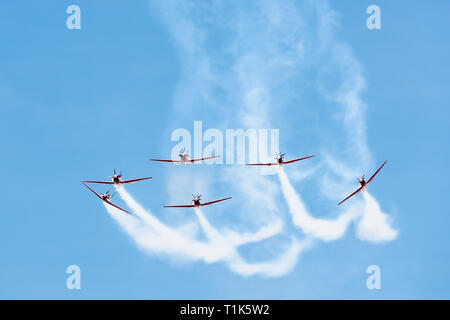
194,207,225,243
111,186,231,262
356,191,398,242
278,166,398,243
278,167,359,241
226,238,309,278
106,186,302,276
222,220,284,246
116,184,281,247
104,202,226,262
194,207,285,249
139,0,399,277
114,185,173,233
194,207,309,277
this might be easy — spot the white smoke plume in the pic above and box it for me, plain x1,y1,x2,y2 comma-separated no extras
356,191,398,242
193,207,309,277
103,185,303,277
149,0,397,244
94,0,399,278
278,167,361,241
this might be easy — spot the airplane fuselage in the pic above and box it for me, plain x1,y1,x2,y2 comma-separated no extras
359,179,367,189
111,173,122,184
112,177,121,184
193,199,201,206
276,157,285,165
179,154,190,162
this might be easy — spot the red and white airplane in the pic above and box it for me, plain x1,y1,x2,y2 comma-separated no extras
164,194,232,208
149,148,220,164
83,169,152,185
82,182,132,215
338,160,388,206
246,153,315,166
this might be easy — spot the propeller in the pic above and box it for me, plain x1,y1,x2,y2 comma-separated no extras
110,169,122,178
110,169,120,178
275,152,285,159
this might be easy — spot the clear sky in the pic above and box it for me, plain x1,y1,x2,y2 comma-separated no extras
0,0,449,299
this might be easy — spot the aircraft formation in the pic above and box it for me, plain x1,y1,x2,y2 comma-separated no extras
82,150,387,215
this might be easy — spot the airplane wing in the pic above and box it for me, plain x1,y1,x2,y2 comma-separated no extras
337,186,364,206
82,182,132,215
190,155,221,162
367,160,388,184
200,197,232,207
104,199,133,215
163,204,196,208
82,182,104,199
282,155,315,164
120,177,152,184
83,180,114,185
149,159,183,163
246,162,277,166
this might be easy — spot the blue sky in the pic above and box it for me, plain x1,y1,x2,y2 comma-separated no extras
0,0,449,299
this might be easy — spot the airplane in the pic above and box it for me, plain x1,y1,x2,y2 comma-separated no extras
82,182,133,215
83,169,152,185
164,194,232,208
337,160,388,206
149,148,220,164
246,153,315,166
